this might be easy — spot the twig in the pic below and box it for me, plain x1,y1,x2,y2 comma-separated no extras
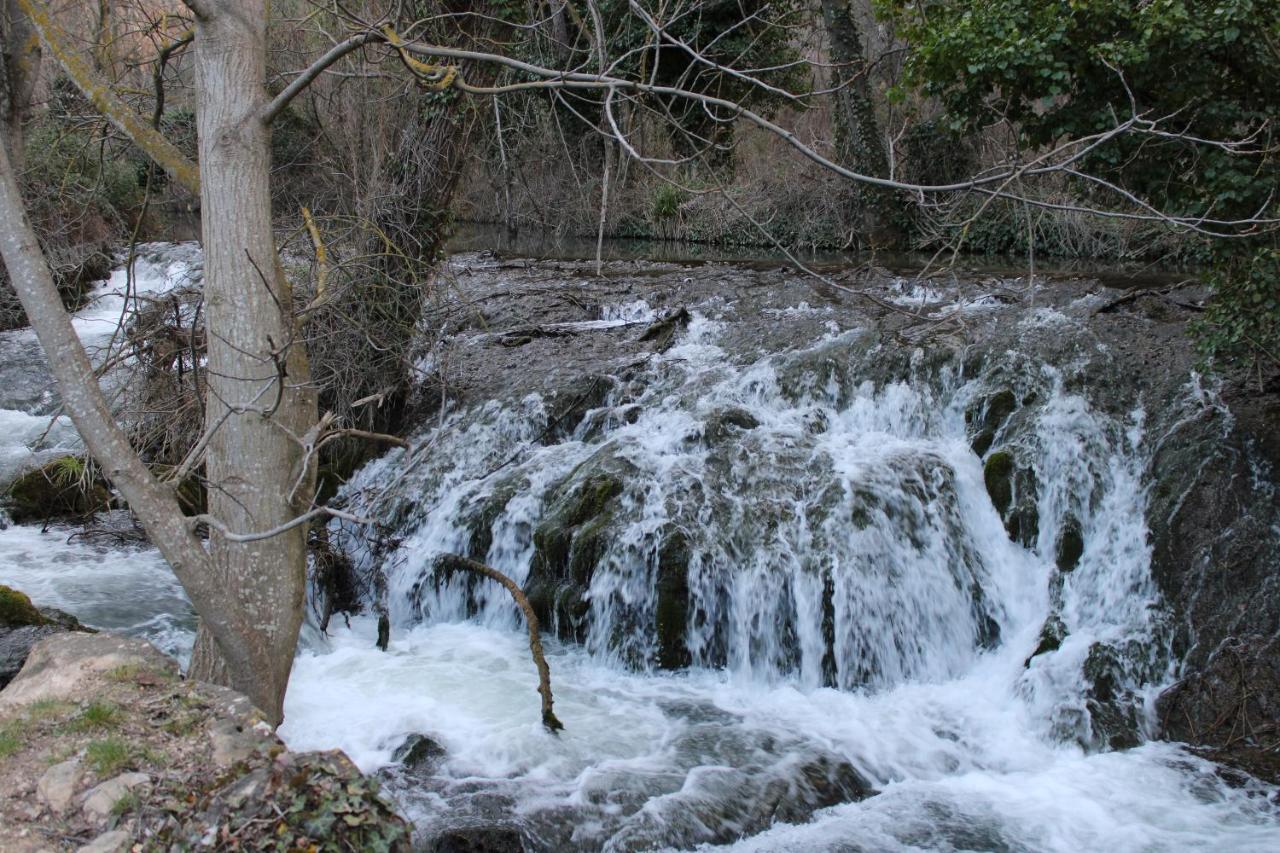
435,553,564,733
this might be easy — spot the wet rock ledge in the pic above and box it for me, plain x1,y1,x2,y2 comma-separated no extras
0,632,410,852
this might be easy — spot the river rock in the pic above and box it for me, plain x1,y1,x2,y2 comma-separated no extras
82,772,150,822
392,733,447,770
208,717,273,769
75,829,132,853
4,457,110,523
1,585,92,689
0,632,175,708
426,825,527,853
37,758,82,814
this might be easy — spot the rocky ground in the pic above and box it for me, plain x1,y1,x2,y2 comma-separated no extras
0,629,410,852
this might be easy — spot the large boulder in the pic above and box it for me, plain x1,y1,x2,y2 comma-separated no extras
0,630,156,707
0,585,90,689
1156,635,1280,784
1146,393,1280,672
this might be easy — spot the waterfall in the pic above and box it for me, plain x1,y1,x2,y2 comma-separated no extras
2,245,1276,851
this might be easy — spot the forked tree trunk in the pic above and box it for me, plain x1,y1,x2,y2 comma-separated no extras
184,0,318,720
8,0,316,724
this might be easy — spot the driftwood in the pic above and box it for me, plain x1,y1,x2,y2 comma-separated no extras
435,553,564,733
1096,280,1204,315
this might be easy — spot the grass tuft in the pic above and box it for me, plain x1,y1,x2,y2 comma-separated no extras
0,723,24,760
86,737,132,776
68,701,121,732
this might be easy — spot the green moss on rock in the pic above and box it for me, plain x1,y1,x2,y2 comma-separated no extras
0,585,46,628
6,457,109,523
983,451,1015,516
968,389,1017,455
1056,517,1085,572
655,529,691,669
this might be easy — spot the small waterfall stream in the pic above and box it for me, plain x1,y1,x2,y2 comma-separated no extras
1,244,1277,851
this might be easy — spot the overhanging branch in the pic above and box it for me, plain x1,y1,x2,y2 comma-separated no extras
17,0,199,194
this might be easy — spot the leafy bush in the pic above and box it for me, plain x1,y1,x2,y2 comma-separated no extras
1193,248,1280,382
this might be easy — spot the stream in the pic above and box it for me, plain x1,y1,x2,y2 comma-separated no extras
1,243,1278,851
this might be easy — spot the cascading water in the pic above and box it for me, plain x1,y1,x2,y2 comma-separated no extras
1,246,1277,851
282,268,1273,849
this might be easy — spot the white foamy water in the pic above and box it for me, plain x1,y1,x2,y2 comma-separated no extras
1,248,1277,850
0,242,201,487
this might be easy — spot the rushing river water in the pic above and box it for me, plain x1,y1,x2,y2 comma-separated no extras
1,244,1278,851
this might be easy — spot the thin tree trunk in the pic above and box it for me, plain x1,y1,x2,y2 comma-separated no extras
185,0,318,724
0,130,263,700
819,0,899,243
1,0,40,168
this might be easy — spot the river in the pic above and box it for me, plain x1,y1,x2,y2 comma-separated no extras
1,242,1277,851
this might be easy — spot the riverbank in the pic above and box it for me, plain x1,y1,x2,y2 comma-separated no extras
0,631,409,852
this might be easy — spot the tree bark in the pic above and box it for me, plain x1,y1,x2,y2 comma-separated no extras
1,0,40,167
819,0,899,243
0,128,265,704
184,0,318,724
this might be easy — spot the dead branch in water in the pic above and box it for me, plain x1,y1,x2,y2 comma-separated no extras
435,554,564,733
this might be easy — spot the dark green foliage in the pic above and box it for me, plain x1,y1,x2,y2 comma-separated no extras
881,0,1280,369
884,0,1278,220
1192,247,1280,380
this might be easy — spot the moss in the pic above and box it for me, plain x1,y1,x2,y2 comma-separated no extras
968,389,1017,455
463,478,521,561
983,451,1015,517
567,514,612,586
0,584,46,628
655,530,691,669
1056,517,1085,572
531,472,624,580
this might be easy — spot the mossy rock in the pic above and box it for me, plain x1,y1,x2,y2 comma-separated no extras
983,450,1040,546
1025,615,1067,667
527,464,629,641
462,477,522,561
531,470,626,581
702,407,761,446
983,451,1016,517
0,585,46,628
967,389,1018,456
6,456,110,523
655,529,691,669
1056,517,1085,572
1083,642,1142,751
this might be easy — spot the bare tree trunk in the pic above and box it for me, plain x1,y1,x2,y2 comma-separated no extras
184,0,317,722
0,131,266,705
93,0,110,73
1,0,40,167
819,0,900,243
